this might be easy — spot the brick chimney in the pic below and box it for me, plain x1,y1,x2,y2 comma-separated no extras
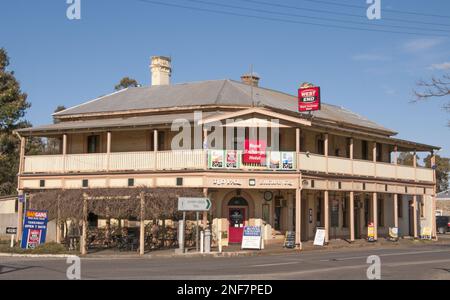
240,72,260,87
150,56,172,86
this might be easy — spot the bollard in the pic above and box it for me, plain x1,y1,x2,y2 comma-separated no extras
178,219,185,253
10,234,15,248
200,231,204,253
204,228,211,253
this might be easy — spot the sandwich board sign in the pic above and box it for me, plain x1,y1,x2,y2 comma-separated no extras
178,197,211,211
313,227,326,246
241,226,262,250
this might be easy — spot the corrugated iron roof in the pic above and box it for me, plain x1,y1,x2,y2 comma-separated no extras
53,79,395,134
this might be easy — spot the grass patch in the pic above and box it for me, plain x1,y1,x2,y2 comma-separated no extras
0,242,76,255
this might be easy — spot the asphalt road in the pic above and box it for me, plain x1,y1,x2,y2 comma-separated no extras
1,244,450,280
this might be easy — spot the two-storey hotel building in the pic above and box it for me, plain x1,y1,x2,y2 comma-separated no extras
15,56,439,247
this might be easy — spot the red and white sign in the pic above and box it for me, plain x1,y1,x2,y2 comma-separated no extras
298,86,321,112
243,140,266,164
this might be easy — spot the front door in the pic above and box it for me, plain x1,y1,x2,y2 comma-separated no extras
229,208,246,243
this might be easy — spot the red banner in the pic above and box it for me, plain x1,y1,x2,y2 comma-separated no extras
298,86,321,112
243,140,266,164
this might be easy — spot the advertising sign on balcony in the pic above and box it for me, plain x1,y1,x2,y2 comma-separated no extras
281,152,294,169
268,152,295,170
226,150,239,169
209,150,225,168
298,85,321,112
243,140,266,164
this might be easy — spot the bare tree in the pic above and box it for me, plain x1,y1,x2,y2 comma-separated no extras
414,74,450,126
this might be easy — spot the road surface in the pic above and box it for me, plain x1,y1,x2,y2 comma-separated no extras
1,244,450,280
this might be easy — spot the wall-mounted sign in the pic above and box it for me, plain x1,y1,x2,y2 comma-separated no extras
298,86,321,112
21,210,48,249
243,140,266,164
241,226,262,250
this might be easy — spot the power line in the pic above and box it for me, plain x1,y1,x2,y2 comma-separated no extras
135,0,447,37
239,0,450,28
300,0,450,19
182,0,450,34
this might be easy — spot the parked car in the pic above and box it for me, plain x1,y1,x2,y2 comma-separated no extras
436,216,450,234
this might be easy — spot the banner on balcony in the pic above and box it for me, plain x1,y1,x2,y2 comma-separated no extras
298,85,321,112
21,210,48,249
243,140,266,164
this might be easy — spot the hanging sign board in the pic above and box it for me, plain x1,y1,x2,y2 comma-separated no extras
298,86,321,112
241,226,262,250
313,227,326,246
21,210,48,249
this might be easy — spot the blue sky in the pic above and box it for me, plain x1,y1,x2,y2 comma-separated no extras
1,0,449,158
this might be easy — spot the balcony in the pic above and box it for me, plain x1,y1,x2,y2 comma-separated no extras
22,150,434,183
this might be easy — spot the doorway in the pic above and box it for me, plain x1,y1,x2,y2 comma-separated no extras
227,197,249,243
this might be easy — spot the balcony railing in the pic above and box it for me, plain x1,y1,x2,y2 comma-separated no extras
298,152,433,182
22,150,434,183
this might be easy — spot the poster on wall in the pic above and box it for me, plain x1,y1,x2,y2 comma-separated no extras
298,86,321,112
209,150,225,168
241,226,262,250
243,140,266,164
21,210,48,249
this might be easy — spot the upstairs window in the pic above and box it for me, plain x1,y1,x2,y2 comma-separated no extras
87,135,100,153
376,143,383,162
317,136,325,155
362,140,368,160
